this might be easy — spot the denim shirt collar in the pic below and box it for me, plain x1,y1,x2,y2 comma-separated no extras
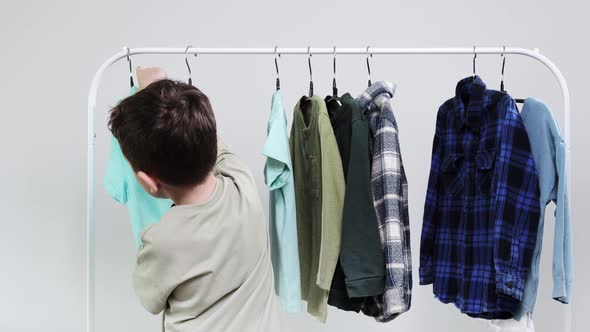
453,75,486,132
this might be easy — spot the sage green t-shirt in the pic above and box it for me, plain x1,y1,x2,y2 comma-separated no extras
133,142,282,332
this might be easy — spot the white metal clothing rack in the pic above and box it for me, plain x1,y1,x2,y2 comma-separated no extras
86,47,572,332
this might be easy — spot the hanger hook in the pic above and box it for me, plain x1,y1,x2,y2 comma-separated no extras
185,45,197,85
274,46,281,90
124,46,134,88
332,46,338,98
500,45,507,92
308,46,313,96
366,46,373,87
472,45,477,78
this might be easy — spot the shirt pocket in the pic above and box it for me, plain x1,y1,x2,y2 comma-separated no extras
441,153,465,197
475,149,496,196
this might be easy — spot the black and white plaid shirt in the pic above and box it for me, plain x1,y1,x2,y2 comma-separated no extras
356,81,412,320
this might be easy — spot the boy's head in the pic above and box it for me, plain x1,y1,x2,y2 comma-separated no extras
109,79,217,197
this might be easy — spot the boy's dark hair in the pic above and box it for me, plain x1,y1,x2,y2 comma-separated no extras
108,79,217,187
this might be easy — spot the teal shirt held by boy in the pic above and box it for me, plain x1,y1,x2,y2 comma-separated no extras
104,87,173,247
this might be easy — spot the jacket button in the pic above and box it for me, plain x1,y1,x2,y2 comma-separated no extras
507,282,514,289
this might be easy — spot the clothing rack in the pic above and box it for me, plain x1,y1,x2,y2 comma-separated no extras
86,47,572,332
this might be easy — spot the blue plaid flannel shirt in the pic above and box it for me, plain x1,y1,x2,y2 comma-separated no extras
419,76,541,319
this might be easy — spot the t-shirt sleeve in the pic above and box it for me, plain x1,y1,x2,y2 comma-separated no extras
132,226,176,315
263,117,291,191
552,139,573,303
104,135,128,205
215,139,257,192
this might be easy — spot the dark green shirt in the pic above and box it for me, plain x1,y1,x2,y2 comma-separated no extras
326,96,352,176
325,93,385,313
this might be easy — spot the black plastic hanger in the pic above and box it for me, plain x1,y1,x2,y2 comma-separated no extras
324,46,342,117
125,47,134,88
332,46,338,98
274,46,281,91
500,46,525,104
307,46,314,97
298,46,315,125
366,46,373,87
185,45,197,85
325,46,341,107
472,45,477,80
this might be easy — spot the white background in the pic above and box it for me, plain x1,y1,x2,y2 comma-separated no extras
1,0,588,331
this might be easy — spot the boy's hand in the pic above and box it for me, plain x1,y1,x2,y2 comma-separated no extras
137,66,167,90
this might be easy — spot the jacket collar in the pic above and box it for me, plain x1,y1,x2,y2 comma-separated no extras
453,76,486,132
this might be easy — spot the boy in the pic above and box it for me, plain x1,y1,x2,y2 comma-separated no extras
108,75,282,331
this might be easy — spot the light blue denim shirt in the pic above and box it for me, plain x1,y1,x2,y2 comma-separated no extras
516,98,573,319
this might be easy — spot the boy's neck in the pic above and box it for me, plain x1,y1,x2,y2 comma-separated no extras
169,173,217,206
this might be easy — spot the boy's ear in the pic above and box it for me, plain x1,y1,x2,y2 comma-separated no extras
136,171,160,195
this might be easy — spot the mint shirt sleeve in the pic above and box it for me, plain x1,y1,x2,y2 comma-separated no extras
263,117,291,192
104,135,128,204
264,154,290,191
263,108,290,235
552,139,573,303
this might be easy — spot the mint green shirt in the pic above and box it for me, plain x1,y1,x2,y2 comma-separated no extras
104,88,173,247
263,91,302,312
